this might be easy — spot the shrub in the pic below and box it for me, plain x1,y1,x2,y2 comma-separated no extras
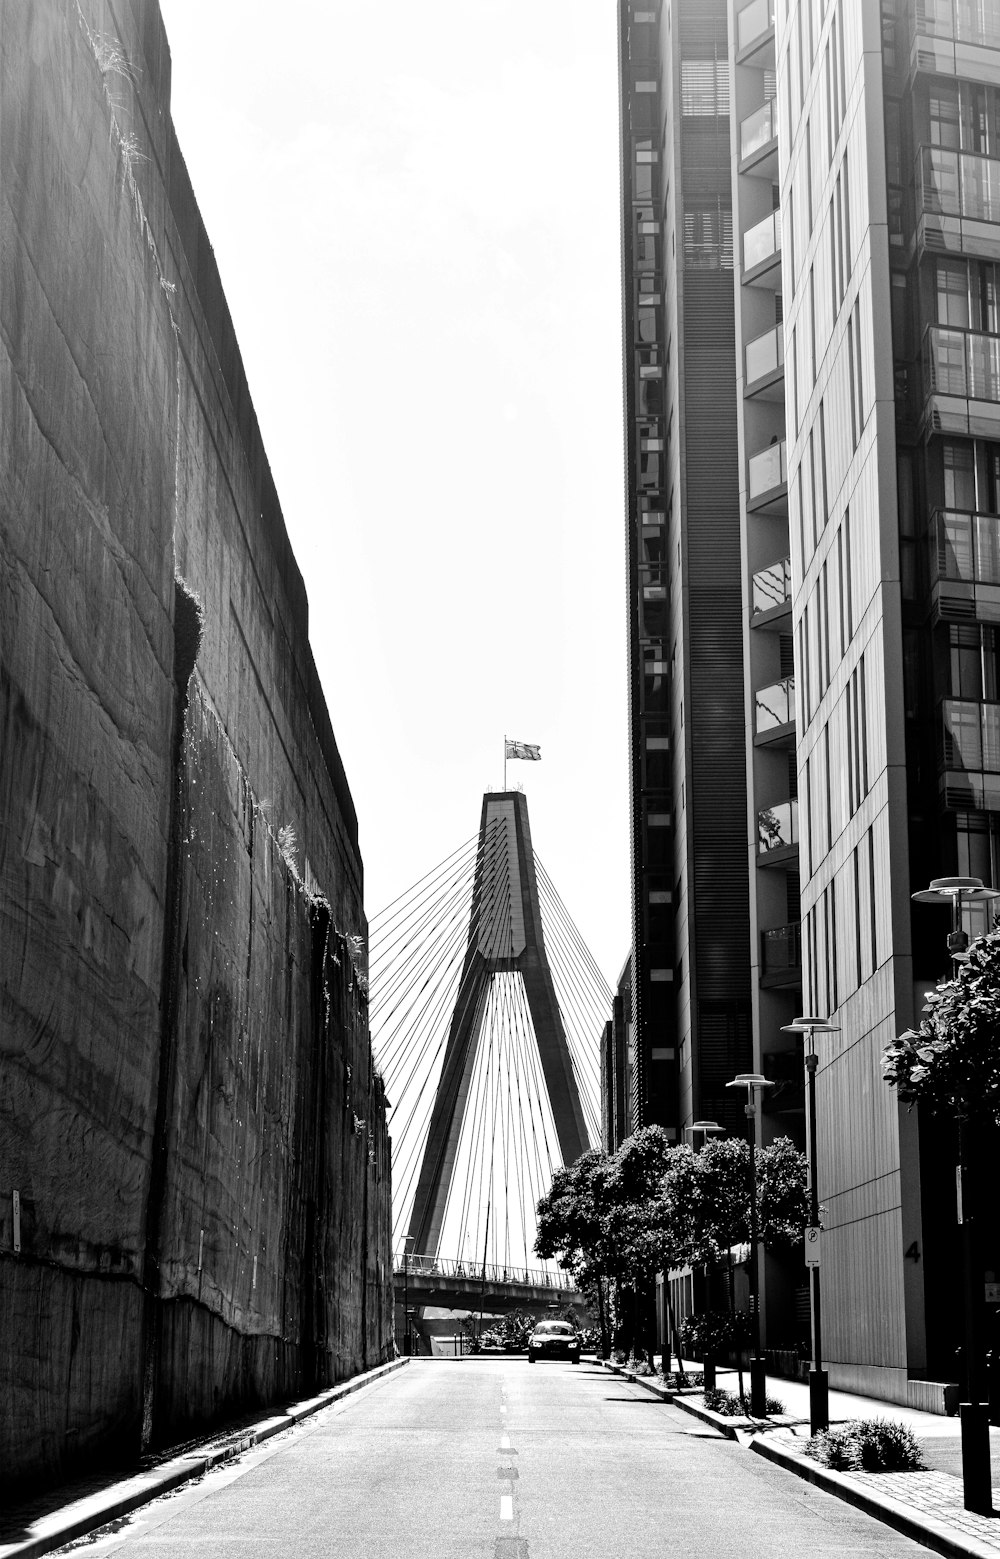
703,1387,785,1418
807,1418,924,1473
703,1388,745,1416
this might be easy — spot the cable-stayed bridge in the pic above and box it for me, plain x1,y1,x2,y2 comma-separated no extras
369,791,609,1337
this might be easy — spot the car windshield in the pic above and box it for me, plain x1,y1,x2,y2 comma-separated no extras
533,1322,575,1335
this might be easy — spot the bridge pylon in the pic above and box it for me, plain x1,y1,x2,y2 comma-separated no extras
404,791,591,1260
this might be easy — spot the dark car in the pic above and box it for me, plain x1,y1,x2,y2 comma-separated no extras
527,1321,581,1364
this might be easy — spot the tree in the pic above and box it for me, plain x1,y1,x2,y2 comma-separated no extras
657,1135,808,1265
535,1130,676,1364
654,1134,808,1400
536,1129,809,1381
882,928,1000,1125
534,1147,612,1286
535,1148,614,1355
601,1126,677,1367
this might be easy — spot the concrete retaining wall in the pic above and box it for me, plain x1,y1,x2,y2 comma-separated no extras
0,0,390,1493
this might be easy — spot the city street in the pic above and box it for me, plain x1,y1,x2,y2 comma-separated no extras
57,1360,930,1558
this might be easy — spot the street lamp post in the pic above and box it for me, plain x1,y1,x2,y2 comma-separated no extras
402,1237,415,1357
683,1119,724,1151
911,876,999,1515
726,1072,775,1417
781,1015,840,1435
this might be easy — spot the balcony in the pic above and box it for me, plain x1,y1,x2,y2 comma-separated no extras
747,438,787,511
761,922,801,986
758,799,798,859
917,145,1000,262
911,0,1000,84
754,675,795,742
939,696,1000,808
930,508,1000,621
752,556,792,618
743,210,782,283
740,98,779,172
923,324,1000,438
942,698,1000,770
745,323,784,396
737,0,776,63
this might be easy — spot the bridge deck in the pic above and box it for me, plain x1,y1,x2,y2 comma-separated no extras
394,1255,581,1313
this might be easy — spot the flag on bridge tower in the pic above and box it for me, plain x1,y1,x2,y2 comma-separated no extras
504,737,541,788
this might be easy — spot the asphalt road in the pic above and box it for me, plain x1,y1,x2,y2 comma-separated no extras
58,1359,930,1558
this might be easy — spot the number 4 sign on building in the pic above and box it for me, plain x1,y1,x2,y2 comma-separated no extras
805,1226,822,1268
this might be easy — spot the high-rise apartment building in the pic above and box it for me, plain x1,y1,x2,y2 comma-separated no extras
618,0,1000,1405
619,0,754,1150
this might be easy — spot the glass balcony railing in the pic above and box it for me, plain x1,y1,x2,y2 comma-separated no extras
758,799,798,854
741,98,779,161
748,439,787,501
918,145,1000,224
738,0,776,51
761,922,802,977
752,556,792,614
755,676,795,734
925,325,1000,402
942,698,1000,772
915,0,1000,49
745,324,784,385
932,508,1000,584
744,210,782,271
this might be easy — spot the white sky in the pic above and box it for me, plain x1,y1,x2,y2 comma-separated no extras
157,0,630,989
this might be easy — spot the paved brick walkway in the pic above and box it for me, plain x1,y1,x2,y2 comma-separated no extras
764,1441,1000,1556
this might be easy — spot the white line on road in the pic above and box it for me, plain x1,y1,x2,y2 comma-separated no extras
500,1433,510,1448
500,1495,513,1521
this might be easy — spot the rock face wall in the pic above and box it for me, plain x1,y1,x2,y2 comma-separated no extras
0,0,391,1494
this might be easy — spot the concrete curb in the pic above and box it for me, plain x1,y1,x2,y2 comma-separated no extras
0,1357,409,1559
588,1356,675,1405
589,1356,762,1439
750,1433,1000,1559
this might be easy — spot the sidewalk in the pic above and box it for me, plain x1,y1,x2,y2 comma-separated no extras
0,1358,407,1559
597,1356,1000,1559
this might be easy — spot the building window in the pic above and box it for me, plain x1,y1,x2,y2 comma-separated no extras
948,624,1000,702
943,441,976,510
930,87,961,151
853,845,863,989
683,201,733,270
868,827,878,973
680,58,729,117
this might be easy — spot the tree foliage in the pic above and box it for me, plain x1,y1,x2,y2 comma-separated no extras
536,1129,809,1285
882,928,1000,1125
534,1147,613,1286
680,1308,748,1356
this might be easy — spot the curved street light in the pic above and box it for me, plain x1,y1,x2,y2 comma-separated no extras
683,1119,725,1151
781,1016,840,1434
726,1073,774,1416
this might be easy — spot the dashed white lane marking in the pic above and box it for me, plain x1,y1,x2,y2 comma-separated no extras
500,1433,510,1449
500,1495,514,1521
